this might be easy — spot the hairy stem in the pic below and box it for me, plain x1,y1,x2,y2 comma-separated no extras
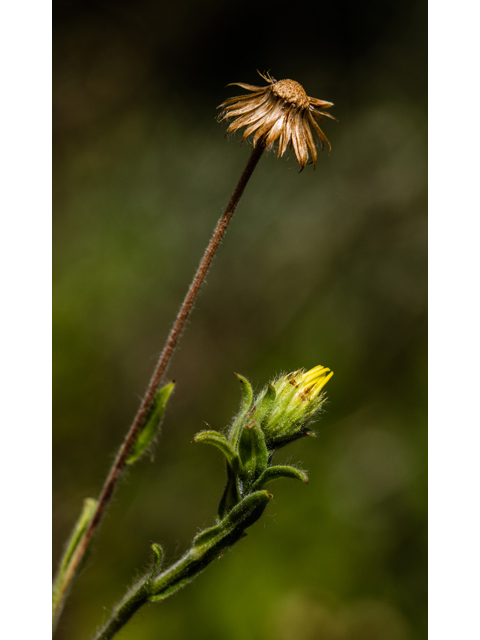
93,491,271,640
93,581,150,640
53,143,265,630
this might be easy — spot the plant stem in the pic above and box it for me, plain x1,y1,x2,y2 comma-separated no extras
93,550,203,640
93,581,150,640
94,490,271,640
94,549,216,640
53,143,265,630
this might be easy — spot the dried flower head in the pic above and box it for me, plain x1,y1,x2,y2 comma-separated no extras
218,71,336,170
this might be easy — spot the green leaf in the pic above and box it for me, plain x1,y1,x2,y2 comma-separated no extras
149,542,164,577
238,421,268,487
127,382,175,464
252,465,308,490
53,498,98,628
228,374,253,451
192,431,241,519
192,430,239,469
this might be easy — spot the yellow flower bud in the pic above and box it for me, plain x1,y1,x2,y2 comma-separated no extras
252,365,333,449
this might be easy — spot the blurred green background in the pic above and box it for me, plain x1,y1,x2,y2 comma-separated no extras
53,0,427,638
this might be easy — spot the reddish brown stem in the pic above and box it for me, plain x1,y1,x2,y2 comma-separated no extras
54,143,265,627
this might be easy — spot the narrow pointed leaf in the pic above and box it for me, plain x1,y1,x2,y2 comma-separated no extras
149,543,164,577
127,382,175,464
252,465,308,490
192,430,239,469
53,498,98,628
228,373,254,450
250,422,268,472
239,421,268,485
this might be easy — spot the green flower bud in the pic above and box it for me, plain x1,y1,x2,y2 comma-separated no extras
252,365,333,449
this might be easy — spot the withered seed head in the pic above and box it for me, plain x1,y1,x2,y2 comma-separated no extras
271,79,310,109
217,71,337,170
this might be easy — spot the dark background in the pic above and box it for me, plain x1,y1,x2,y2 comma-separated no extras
53,1,427,638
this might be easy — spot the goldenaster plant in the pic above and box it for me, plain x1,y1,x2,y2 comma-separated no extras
53,72,337,639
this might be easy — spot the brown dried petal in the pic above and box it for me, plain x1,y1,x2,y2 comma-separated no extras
252,102,286,146
223,93,271,119
226,107,267,133
278,107,294,157
308,114,331,154
302,112,317,167
218,92,265,109
241,107,276,140
264,115,285,150
226,82,264,92
311,109,338,122
308,97,334,109
241,120,264,142
292,112,308,169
